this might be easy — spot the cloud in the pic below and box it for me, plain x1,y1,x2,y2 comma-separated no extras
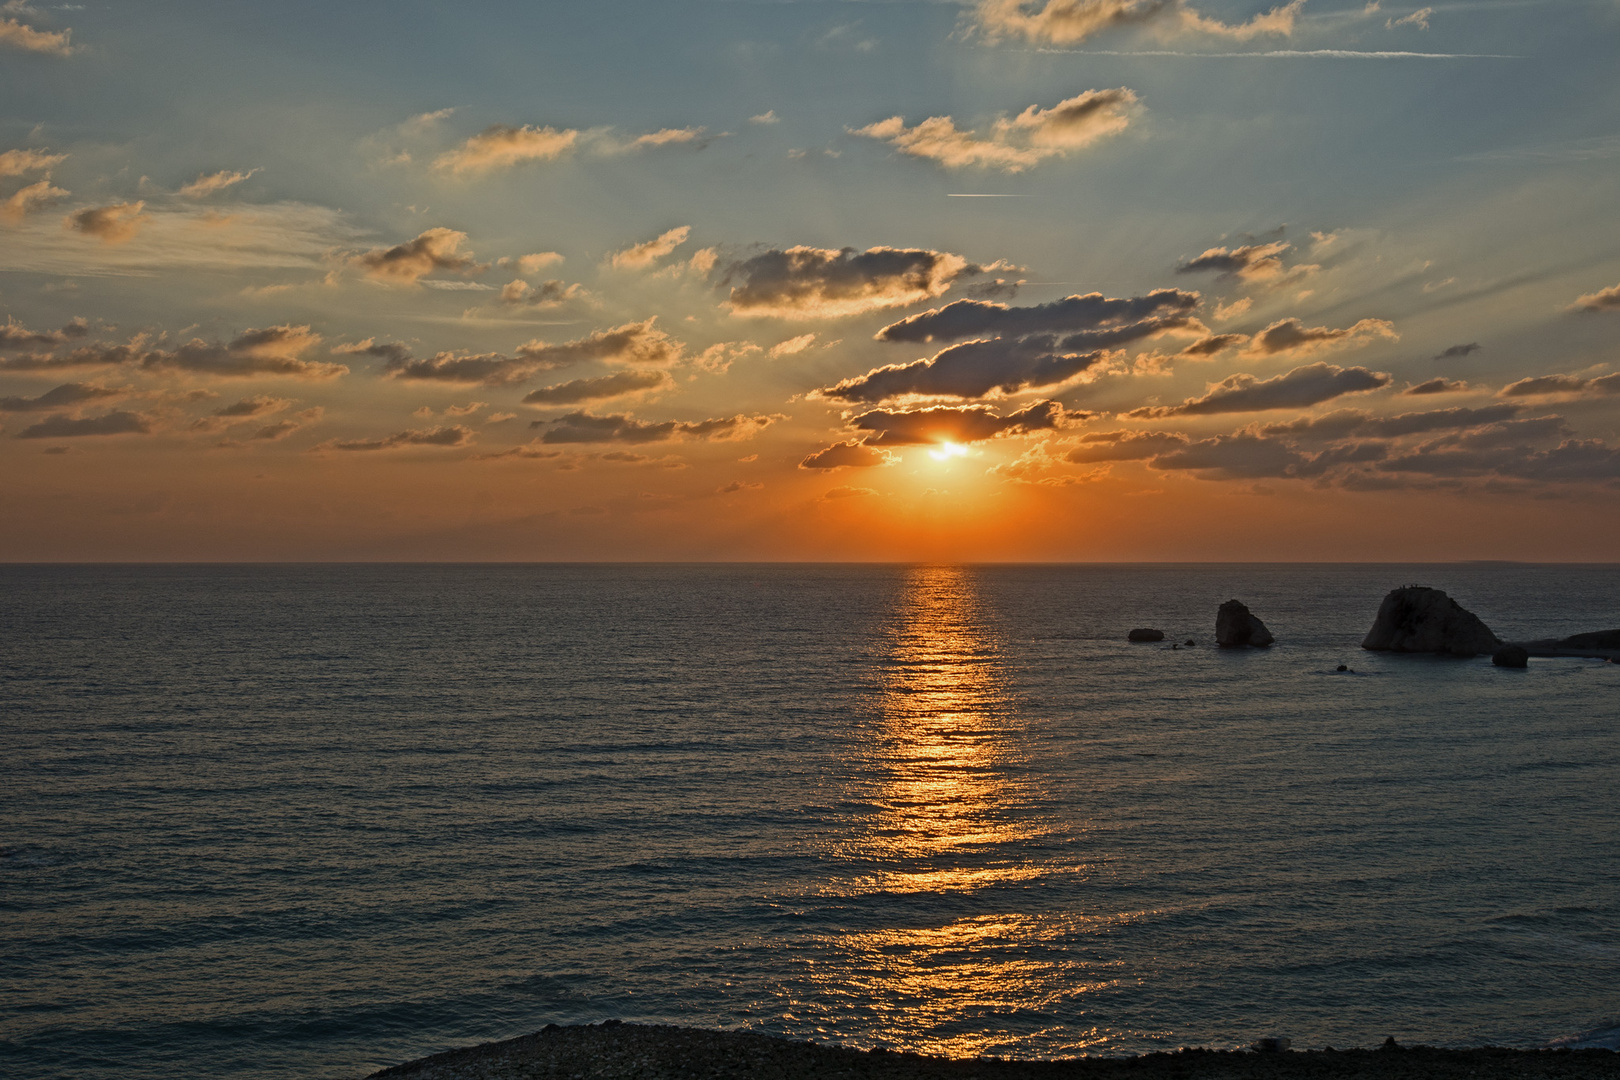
1243,317,1398,356
535,410,783,444
317,425,474,451
2,178,69,221
845,399,1069,445
18,410,149,439
821,485,877,499
385,321,682,385
435,124,580,175
0,317,88,350
0,382,124,412
189,394,290,431
0,148,66,176
609,226,691,269
177,169,259,199
720,245,986,318
717,480,764,494
66,202,151,244
1065,429,1189,462
799,440,897,470
500,251,564,275
1125,361,1391,417
1377,428,1620,482
603,127,708,153
1499,372,1620,398
769,333,818,358
1387,7,1432,29
1176,240,1303,282
0,15,73,55
853,88,1137,172
1149,432,1387,480
1257,404,1520,441
1570,282,1620,312
521,369,673,406
333,338,413,367
1404,377,1467,395
877,288,1200,343
815,338,1111,403
499,278,590,307
351,227,480,284
246,407,323,441
1175,332,1245,359
750,110,779,125
144,325,345,379
1434,342,1481,359
971,0,1304,46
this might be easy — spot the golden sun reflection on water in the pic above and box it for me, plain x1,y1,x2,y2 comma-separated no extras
805,566,1118,1058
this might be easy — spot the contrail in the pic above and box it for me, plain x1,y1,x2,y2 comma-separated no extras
1037,48,1520,58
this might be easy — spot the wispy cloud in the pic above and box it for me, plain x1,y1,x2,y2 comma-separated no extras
854,88,1137,172
972,0,1304,46
609,226,691,270
178,169,260,199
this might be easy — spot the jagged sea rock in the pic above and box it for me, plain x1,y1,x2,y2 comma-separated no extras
1361,586,1500,657
1216,600,1274,648
1492,645,1529,668
1128,628,1165,643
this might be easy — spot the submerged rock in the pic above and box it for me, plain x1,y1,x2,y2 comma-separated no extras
1128,628,1165,642
1492,645,1529,668
1216,600,1274,648
1361,586,1500,657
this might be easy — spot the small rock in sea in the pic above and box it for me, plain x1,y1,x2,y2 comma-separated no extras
1492,645,1529,668
1361,585,1500,657
1251,1036,1291,1053
1216,599,1275,648
1336,664,1348,672
1383,1037,1402,1051
1128,628,1165,642
1184,639,1196,646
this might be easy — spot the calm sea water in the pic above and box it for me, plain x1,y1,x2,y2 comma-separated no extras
3,564,1619,1079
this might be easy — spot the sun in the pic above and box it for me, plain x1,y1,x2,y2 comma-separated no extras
927,441,969,462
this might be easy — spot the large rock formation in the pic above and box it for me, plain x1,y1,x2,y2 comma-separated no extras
1216,600,1274,648
1506,628,1620,661
1361,586,1500,657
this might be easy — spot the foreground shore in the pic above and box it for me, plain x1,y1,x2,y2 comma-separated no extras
368,1023,1619,1080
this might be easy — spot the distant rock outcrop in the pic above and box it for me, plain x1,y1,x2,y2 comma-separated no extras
1507,629,1620,661
1492,645,1529,668
1216,600,1274,648
1361,586,1500,657
1128,628,1165,642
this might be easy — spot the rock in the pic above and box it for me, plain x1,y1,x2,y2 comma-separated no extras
1360,586,1500,657
1336,664,1349,672
1492,645,1529,668
1251,1037,1291,1053
1128,628,1165,643
1184,639,1196,647
1507,628,1620,661
1216,600,1274,648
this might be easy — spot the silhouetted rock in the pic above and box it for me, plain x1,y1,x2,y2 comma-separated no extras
1184,639,1196,647
1128,628,1164,643
1492,645,1529,668
1216,600,1274,648
1361,586,1500,657
1508,628,1620,661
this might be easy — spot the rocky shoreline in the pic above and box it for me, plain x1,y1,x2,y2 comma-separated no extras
367,1023,1619,1080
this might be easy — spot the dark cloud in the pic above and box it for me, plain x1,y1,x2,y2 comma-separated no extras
0,317,88,351
18,410,150,438
334,339,414,366
142,326,344,379
247,408,322,441
1433,342,1481,359
317,425,474,451
799,440,896,470
1177,333,1245,358
1125,362,1390,418
521,369,673,406
876,289,1199,344
1499,372,1620,398
1257,405,1520,442
1244,317,1397,357
0,382,124,413
1379,429,1620,482
817,340,1108,403
1150,433,1386,481
213,395,291,418
0,341,144,373
536,411,783,444
846,399,1068,446
1175,241,1292,282
1405,377,1467,395
720,246,988,319
66,202,150,244
385,320,681,385
350,228,482,284
1064,429,1189,462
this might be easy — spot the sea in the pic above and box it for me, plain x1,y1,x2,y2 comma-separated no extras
3,563,1619,1079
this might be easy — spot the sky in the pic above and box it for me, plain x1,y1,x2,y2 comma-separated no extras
1,0,1618,561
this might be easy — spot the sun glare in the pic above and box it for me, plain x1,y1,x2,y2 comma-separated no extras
927,441,969,462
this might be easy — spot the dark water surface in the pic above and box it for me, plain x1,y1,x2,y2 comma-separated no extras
3,564,1618,1079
